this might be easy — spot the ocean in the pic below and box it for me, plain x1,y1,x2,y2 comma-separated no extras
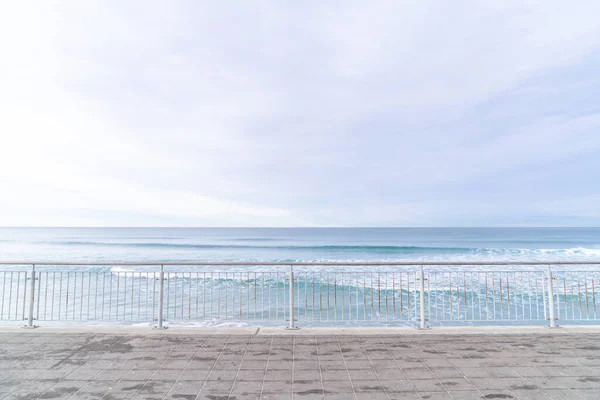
2,228,600,326
1,227,600,264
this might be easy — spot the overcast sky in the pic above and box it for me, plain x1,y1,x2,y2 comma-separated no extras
1,1,600,227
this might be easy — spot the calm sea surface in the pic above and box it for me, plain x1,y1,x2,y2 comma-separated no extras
1,227,599,264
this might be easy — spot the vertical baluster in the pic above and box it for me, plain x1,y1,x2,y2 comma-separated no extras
540,272,547,321
36,270,42,322
356,273,359,321
121,272,125,320
448,272,452,319
527,273,532,321
152,272,156,324
427,271,431,322
470,272,475,321
0,272,5,319
65,272,71,319
484,273,488,320
392,272,396,319
78,272,83,320
547,266,556,327
593,276,597,319
304,271,308,321
19,271,25,321
253,272,257,321
520,272,524,321
155,265,165,329
377,273,381,319
94,272,98,320
506,273,510,320
435,272,440,321
341,273,344,321
463,272,467,320
85,272,90,321
584,273,589,319
196,272,204,321
577,274,583,319
385,272,389,321
102,272,106,321
370,272,374,318
115,272,120,320
363,274,367,320
419,266,427,329
570,273,575,320
499,273,503,320
137,272,141,321
333,273,337,321
44,272,49,321
9,272,14,320
456,273,460,320
59,272,63,320
312,273,315,321
246,273,250,320
209,273,213,321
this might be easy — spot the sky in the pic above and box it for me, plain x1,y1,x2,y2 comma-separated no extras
1,1,600,227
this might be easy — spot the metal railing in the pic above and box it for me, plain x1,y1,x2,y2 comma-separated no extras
1,261,599,329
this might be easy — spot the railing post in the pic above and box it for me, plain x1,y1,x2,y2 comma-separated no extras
154,265,167,329
546,265,558,328
23,264,38,329
418,265,429,330
286,265,298,330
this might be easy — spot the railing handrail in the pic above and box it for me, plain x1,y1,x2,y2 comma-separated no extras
0,261,599,266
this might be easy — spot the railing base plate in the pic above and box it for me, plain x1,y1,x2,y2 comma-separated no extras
153,326,168,330
417,327,431,330
22,325,38,329
284,327,300,330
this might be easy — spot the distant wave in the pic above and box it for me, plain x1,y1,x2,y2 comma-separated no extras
53,241,469,251
45,241,600,256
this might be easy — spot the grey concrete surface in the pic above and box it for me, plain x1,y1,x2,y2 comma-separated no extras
2,331,600,399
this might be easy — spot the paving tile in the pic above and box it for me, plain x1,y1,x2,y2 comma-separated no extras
409,379,447,392
3,332,600,400
230,379,263,394
262,380,292,393
403,368,436,379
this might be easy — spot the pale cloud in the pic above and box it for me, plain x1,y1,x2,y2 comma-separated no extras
1,1,599,226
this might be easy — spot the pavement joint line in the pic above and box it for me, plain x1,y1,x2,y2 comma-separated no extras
226,334,252,399
258,334,275,399
132,335,187,400
408,336,454,397
377,335,422,399
45,332,137,400
429,334,488,397
356,334,391,399
291,334,296,399
195,334,233,399
437,335,489,398
335,334,359,400
164,335,210,400
314,335,325,400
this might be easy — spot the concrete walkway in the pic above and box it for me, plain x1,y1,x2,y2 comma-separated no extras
1,329,600,399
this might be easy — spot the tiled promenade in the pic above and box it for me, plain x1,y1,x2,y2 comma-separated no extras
1,330,600,399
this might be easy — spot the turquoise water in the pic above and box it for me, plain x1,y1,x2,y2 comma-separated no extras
1,228,600,326
1,227,599,263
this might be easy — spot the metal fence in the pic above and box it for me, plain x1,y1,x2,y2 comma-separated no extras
1,262,599,329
